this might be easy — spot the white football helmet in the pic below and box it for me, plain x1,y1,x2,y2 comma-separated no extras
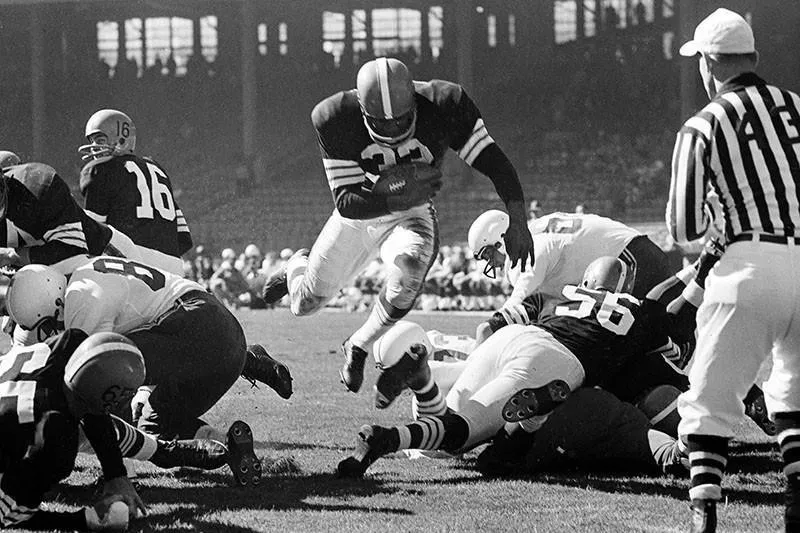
6,265,67,338
79,109,137,162
373,321,433,370
467,209,509,278
357,57,417,145
581,256,635,294
0,150,20,168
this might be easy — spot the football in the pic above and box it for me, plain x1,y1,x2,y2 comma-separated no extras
635,384,682,437
64,332,146,416
371,162,442,197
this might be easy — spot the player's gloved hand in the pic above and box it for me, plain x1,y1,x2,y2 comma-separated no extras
98,475,148,521
130,386,154,426
503,215,534,272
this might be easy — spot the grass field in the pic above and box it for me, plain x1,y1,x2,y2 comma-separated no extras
12,309,785,533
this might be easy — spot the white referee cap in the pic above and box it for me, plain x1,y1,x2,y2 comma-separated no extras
679,8,755,57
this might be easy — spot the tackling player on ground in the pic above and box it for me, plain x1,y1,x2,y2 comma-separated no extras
261,57,534,394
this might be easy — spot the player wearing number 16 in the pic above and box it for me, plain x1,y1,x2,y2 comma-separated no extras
79,109,192,276
6,258,264,487
260,57,534,394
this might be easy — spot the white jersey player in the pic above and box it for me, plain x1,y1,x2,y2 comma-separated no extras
468,210,673,339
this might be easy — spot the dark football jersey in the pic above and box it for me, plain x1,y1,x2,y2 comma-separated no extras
312,79,494,196
0,330,86,446
80,154,192,257
2,163,112,264
518,286,672,386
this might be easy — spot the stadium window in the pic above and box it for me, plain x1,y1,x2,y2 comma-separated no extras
352,9,368,65
258,23,267,56
371,8,422,60
554,0,577,44
604,0,627,29
322,11,346,66
508,13,516,47
583,0,597,37
140,17,193,76
279,22,288,55
662,31,674,59
662,0,674,19
200,16,218,64
125,18,143,77
487,14,497,48
97,21,118,73
428,6,443,60
144,17,170,74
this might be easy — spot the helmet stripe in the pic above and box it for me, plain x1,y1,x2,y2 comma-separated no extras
376,57,393,118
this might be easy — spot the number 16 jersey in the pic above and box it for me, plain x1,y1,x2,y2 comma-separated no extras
64,256,200,335
80,154,192,259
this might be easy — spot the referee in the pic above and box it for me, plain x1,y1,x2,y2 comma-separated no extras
667,8,800,533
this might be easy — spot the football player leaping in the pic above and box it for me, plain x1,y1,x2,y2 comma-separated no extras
337,256,702,477
260,57,534,394
79,109,193,277
6,258,293,487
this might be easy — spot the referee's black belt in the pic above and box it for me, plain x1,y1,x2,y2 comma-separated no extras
732,233,800,245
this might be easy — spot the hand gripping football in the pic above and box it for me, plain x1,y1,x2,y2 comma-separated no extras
371,162,443,197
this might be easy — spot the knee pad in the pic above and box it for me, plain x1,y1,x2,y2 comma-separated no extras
385,255,429,309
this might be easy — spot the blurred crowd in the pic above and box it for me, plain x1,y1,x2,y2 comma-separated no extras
186,202,703,314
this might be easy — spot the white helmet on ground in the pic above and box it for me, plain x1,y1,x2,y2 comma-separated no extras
468,209,509,278
78,109,137,162
6,265,67,339
373,320,433,370
0,151,20,168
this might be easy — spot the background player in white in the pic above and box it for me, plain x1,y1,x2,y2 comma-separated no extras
5,260,280,487
79,109,192,276
260,57,534,394
468,209,673,343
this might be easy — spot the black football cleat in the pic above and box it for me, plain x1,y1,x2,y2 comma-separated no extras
226,420,262,487
339,339,368,393
261,248,309,304
242,344,293,399
743,386,777,436
689,499,717,533
502,380,571,423
374,343,430,409
150,438,228,470
337,425,397,478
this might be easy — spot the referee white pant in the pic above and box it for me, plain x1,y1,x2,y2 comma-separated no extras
678,237,800,438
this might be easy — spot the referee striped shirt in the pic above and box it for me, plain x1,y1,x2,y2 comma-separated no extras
667,72,800,244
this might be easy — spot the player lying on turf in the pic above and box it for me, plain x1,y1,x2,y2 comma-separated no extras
471,217,776,437
476,385,689,477
337,256,702,477
0,329,145,531
5,258,292,487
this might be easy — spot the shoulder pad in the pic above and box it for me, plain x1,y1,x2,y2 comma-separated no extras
79,156,114,194
414,79,463,106
311,89,360,130
7,162,58,197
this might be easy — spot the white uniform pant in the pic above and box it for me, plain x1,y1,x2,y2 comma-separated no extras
678,239,800,438
290,205,437,316
444,324,585,450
